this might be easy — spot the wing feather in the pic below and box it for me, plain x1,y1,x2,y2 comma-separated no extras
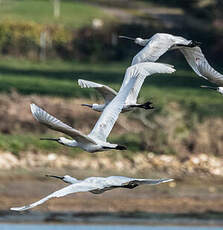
180,46,206,78
132,33,191,65
88,63,175,142
181,47,223,85
124,62,176,104
87,72,137,142
196,59,223,85
11,182,100,211
78,79,117,104
30,104,96,144
105,176,173,186
129,178,174,185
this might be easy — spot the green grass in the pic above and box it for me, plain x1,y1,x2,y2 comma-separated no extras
0,132,143,156
0,133,82,156
0,53,222,155
0,56,222,118
0,0,109,28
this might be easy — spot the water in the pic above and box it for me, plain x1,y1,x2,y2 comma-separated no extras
0,224,222,230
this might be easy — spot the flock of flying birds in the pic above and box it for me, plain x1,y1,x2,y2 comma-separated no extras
11,33,223,211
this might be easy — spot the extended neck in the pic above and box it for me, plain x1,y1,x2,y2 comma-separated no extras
61,138,78,147
92,104,106,112
119,35,148,46
40,137,78,147
46,174,79,184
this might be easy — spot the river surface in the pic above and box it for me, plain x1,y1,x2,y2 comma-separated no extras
0,224,222,230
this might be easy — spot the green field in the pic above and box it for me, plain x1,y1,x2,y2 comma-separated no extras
0,57,222,117
0,0,109,28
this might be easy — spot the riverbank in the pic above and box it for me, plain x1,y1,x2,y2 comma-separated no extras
1,156,222,216
3,210,223,226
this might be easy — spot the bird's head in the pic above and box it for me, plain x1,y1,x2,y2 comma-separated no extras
81,103,93,108
200,85,217,91
118,35,147,46
200,85,223,95
217,87,223,94
46,174,78,184
63,175,79,183
135,37,145,45
40,137,67,145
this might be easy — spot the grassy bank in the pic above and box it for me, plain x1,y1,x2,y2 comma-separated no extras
0,57,222,117
0,57,222,156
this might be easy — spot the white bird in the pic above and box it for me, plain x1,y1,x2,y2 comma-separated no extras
11,175,173,211
180,46,223,94
119,33,200,65
31,63,175,153
79,62,175,113
79,79,154,113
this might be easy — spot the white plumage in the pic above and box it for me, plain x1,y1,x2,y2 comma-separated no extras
119,33,194,65
180,46,223,94
79,62,175,113
11,175,173,211
31,63,175,152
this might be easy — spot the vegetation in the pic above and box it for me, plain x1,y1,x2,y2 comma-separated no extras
0,0,222,157
10,134,82,156
0,0,109,28
0,57,222,117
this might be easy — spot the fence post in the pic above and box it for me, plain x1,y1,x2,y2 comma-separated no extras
54,0,60,18
40,31,47,61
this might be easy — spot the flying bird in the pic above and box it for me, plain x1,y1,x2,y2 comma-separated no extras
79,79,153,113
119,33,200,65
11,175,173,211
180,46,223,94
79,62,175,113
31,63,175,153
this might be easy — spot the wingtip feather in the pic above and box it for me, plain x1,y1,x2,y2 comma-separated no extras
78,79,85,88
10,206,27,211
30,103,37,115
30,103,39,120
160,178,174,183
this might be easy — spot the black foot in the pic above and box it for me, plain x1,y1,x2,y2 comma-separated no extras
116,145,127,150
176,41,201,48
188,40,202,47
139,101,154,110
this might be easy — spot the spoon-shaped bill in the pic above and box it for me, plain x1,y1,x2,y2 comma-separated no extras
46,175,64,180
40,138,59,141
118,35,135,41
200,85,217,91
81,104,92,108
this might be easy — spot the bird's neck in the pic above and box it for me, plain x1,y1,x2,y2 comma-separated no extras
136,39,149,46
65,177,79,184
218,87,223,94
92,104,105,112
61,138,78,147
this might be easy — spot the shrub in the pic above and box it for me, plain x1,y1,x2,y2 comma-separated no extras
0,20,72,59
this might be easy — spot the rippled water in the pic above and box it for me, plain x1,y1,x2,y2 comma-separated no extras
0,224,222,230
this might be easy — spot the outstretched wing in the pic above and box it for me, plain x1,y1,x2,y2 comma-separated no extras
78,79,117,104
88,63,175,142
180,46,207,78
104,176,173,187
181,46,223,85
87,70,138,142
197,59,223,85
11,182,101,211
132,33,191,65
30,104,96,144
124,62,176,105
128,178,174,186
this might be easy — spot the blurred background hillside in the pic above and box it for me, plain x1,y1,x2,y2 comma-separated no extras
0,0,223,216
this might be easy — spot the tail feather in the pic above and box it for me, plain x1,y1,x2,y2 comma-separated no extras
177,41,201,48
130,101,154,110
